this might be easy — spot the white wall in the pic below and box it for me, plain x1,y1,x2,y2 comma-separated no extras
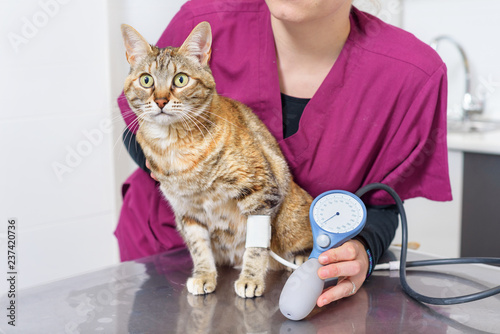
354,0,403,26
0,0,118,289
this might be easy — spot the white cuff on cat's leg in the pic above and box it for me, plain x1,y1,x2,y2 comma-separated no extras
245,215,271,248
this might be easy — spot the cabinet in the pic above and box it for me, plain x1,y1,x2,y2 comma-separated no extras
461,153,500,257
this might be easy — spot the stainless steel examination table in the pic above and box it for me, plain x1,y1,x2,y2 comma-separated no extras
4,247,500,333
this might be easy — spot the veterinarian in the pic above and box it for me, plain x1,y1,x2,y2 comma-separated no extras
117,0,451,308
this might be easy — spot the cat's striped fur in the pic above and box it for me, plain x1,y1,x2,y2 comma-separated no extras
121,22,313,298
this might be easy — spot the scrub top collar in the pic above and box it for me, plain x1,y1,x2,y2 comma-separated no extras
260,5,357,158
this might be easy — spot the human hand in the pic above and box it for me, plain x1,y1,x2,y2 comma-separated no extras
316,239,369,307
145,160,158,181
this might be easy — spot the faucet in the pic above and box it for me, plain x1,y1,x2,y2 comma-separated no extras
429,35,484,121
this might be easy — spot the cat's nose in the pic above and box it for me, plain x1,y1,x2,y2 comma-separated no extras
155,98,169,109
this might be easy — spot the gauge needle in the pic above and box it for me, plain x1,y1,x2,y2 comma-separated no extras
323,212,340,224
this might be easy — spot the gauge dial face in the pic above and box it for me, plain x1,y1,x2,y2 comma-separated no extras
312,193,365,233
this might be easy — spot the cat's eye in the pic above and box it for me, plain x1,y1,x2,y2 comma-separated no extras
139,74,154,88
173,73,189,88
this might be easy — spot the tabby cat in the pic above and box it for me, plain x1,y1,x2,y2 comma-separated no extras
121,22,313,298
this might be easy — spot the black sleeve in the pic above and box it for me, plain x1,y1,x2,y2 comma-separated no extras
122,127,150,174
355,204,399,269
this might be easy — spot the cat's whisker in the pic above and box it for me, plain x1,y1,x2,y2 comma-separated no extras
178,109,215,144
75,107,139,161
178,100,231,129
186,106,218,132
185,106,218,130
181,104,218,126
169,105,194,136
176,111,195,137
191,116,218,144
180,105,221,146
113,118,141,159
124,119,140,142
185,110,217,145
205,109,242,129
178,114,203,142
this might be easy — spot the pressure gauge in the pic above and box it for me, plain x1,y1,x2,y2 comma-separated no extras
309,190,367,259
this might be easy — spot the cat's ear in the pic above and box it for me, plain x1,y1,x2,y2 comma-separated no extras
121,24,152,66
178,22,212,66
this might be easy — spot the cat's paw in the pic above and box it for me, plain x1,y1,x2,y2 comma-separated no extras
186,272,217,295
234,277,265,298
293,254,308,267
281,254,309,272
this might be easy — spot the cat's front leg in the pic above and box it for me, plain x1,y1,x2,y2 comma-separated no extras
181,217,218,295
235,247,269,298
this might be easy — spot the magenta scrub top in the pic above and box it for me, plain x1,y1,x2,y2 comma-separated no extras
116,1,452,261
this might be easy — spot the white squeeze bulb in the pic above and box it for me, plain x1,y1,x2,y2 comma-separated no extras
279,258,324,321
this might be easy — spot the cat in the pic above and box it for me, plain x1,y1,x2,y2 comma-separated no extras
121,21,313,298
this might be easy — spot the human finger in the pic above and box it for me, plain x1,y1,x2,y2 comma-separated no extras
318,240,361,266
317,277,360,307
145,160,158,181
317,259,362,280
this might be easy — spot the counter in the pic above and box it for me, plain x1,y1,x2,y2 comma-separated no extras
3,247,500,333
448,129,500,155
